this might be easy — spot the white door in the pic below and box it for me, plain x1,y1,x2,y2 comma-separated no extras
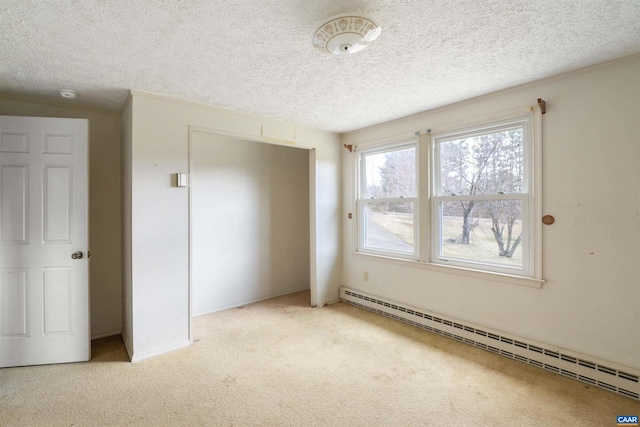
0,115,89,367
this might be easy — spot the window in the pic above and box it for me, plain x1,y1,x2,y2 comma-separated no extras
358,143,418,258
432,116,534,276
355,113,539,280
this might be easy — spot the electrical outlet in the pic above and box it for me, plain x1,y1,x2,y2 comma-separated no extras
363,271,369,281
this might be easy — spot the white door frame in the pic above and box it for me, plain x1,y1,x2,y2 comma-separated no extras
187,126,318,342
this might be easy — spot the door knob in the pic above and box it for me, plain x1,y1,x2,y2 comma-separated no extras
71,251,84,260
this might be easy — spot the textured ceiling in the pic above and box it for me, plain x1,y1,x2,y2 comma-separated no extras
1,0,639,133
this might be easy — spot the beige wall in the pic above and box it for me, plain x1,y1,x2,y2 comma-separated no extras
0,96,123,339
191,132,310,314
342,57,640,369
123,92,341,361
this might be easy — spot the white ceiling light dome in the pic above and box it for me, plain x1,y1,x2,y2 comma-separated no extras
59,89,77,99
313,14,381,55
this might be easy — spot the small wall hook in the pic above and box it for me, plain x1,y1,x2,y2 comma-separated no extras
542,215,555,225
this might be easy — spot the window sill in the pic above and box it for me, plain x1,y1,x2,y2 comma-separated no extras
351,251,544,289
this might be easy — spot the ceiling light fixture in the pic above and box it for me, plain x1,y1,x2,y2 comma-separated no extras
313,14,381,55
59,89,77,99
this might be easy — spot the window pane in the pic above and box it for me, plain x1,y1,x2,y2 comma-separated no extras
439,199,523,267
363,202,414,254
439,128,523,196
363,147,416,199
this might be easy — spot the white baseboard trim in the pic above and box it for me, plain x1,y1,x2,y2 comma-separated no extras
194,286,311,317
122,335,133,362
91,328,122,341
130,339,192,363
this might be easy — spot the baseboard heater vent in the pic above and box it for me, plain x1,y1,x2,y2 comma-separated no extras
340,287,639,401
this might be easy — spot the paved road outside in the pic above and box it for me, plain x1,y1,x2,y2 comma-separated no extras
364,216,413,253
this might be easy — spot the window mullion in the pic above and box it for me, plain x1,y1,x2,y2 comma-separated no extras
419,132,431,263
434,194,527,202
362,197,417,203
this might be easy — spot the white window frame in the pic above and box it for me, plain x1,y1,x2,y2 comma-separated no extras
353,109,542,286
357,141,419,260
430,115,535,277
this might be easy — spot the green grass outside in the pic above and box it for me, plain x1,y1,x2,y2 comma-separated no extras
371,213,522,266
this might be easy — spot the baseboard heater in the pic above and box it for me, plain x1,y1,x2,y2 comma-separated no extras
340,287,639,401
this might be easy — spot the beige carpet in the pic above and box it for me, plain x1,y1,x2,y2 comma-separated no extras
1,290,638,426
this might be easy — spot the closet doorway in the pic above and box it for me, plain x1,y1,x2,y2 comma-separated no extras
188,129,314,325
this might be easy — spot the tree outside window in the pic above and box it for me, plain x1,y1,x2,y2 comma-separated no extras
434,121,531,271
359,144,417,257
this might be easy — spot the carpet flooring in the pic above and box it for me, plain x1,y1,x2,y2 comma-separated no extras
1,290,638,426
